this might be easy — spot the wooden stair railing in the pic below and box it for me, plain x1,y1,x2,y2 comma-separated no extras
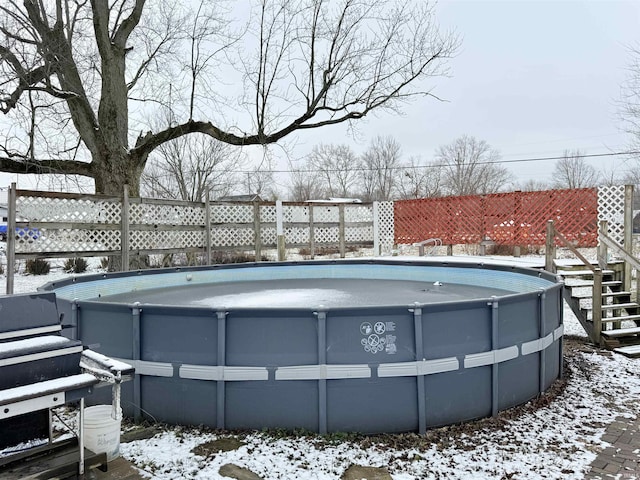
545,220,640,358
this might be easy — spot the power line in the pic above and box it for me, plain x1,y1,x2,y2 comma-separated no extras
239,150,640,174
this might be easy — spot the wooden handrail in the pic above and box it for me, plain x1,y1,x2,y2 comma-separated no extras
546,220,602,344
599,232,640,272
548,221,596,272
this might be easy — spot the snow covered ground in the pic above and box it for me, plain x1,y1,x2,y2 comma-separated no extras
1,254,639,480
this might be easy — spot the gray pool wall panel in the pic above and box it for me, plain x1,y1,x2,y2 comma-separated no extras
42,259,563,434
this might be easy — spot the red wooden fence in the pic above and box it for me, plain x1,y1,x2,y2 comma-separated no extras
394,188,598,247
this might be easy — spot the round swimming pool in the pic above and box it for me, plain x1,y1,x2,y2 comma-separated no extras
42,258,564,434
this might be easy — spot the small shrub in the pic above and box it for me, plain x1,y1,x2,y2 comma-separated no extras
64,257,88,273
298,245,360,257
100,257,110,270
26,258,50,275
0,262,4,275
211,251,269,264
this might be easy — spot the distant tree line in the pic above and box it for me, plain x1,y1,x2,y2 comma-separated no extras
141,133,640,203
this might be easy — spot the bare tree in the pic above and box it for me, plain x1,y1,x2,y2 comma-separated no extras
551,150,598,189
600,163,621,187
141,134,245,202
241,152,278,200
306,144,359,198
288,167,327,201
396,156,442,199
437,135,513,196
619,45,640,155
515,179,550,192
0,0,458,195
358,136,402,201
623,159,640,187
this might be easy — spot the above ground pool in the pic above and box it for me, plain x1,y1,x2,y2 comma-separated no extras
42,258,564,434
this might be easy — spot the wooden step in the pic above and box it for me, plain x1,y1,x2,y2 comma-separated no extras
590,314,640,323
571,291,631,299
558,269,614,277
600,302,639,311
613,344,640,358
576,280,623,286
564,280,622,288
0,439,107,480
601,326,640,338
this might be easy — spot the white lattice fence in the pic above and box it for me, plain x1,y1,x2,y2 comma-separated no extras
14,192,122,253
597,185,626,245
8,190,392,260
376,201,394,255
210,204,256,249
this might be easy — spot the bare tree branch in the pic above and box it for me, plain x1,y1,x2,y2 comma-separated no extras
0,0,458,196
0,154,92,177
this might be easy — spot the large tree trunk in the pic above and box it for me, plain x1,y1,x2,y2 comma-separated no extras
92,153,145,197
93,151,148,272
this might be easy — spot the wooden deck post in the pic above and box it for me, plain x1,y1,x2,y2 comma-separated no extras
592,268,603,345
205,194,212,265
597,220,608,269
276,200,285,261
545,220,556,273
623,185,634,292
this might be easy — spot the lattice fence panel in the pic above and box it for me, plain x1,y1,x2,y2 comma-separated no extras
210,203,255,248
284,227,310,245
16,228,120,253
345,225,373,243
130,230,206,250
345,205,372,222
282,205,308,223
313,205,340,223
394,188,600,247
314,227,340,244
15,193,122,254
261,227,277,246
377,201,394,255
210,204,255,224
597,185,625,245
129,202,205,225
17,195,121,223
211,227,255,248
260,205,277,223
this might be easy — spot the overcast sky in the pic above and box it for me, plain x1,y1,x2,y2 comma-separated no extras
1,0,639,194
270,0,640,191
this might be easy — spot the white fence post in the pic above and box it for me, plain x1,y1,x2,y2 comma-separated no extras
276,200,285,261
309,205,316,259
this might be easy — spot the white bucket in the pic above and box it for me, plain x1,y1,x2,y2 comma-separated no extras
83,405,121,462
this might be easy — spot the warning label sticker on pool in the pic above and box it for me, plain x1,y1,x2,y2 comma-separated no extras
360,322,396,354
